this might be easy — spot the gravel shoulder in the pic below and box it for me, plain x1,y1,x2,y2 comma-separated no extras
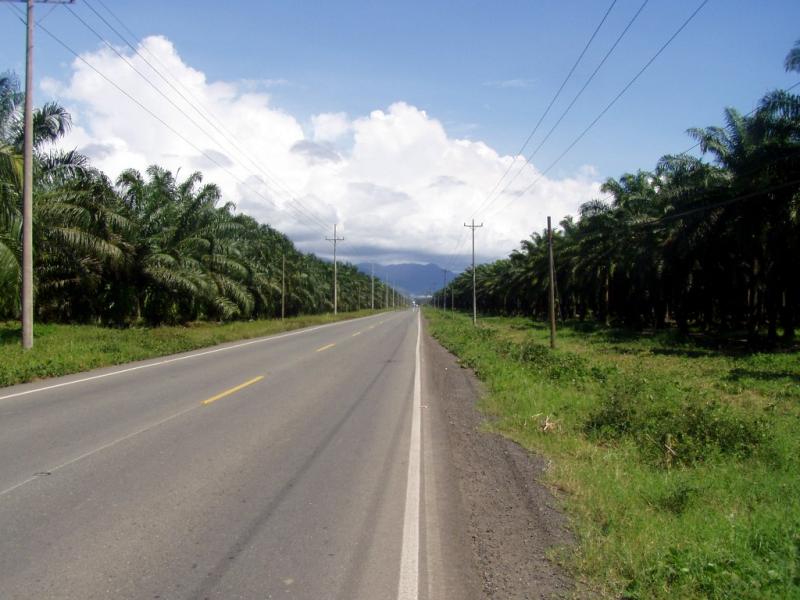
421,315,575,599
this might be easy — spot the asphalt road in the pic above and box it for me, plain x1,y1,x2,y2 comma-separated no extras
0,310,472,600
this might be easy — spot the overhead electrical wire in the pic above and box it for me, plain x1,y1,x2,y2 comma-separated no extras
7,4,330,237
484,0,710,221
475,0,619,215
65,2,329,235
80,0,330,233
439,0,623,275
474,0,650,219
590,79,800,207
8,2,331,237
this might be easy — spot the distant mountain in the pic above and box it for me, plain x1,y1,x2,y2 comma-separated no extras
356,263,459,297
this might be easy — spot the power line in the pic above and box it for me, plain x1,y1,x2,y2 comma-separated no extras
443,2,791,274
440,0,621,276
476,0,650,218
2,0,76,350
63,2,330,235
80,0,330,233
591,79,800,207
6,2,330,237
473,0,619,216
485,0,709,221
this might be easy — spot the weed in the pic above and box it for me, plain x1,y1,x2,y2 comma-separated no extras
424,308,800,599
0,310,389,388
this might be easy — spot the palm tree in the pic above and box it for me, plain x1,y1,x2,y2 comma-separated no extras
785,39,800,73
0,73,122,321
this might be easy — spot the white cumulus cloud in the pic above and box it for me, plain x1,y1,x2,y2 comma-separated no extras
45,35,602,269
311,112,351,142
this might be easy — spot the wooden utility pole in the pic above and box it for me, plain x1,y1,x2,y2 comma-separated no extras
370,263,374,310
281,254,286,320
547,216,556,349
325,224,344,315
464,220,483,325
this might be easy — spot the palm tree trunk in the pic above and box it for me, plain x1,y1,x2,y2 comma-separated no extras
782,287,796,342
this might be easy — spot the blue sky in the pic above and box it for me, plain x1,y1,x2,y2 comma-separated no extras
1,0,798,266
3,0,796,174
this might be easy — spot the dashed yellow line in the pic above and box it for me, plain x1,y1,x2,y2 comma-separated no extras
316,343,336,352
202,375,264,406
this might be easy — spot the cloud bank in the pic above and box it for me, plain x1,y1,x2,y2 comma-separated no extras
42,35,601,268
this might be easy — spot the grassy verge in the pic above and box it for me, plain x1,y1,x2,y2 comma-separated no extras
424,308,800,599
0,310,390,388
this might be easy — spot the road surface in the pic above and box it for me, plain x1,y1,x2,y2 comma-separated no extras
0,310,476,599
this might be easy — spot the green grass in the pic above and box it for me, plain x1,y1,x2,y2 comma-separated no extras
424,308,800,599
0,310,390,388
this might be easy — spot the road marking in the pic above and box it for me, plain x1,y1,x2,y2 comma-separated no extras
201,375,264,406
0,313,387,402
397,310,422,600
352,331,362,337
316,343,336,352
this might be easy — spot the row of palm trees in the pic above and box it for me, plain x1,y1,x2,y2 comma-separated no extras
435,44,800,344
0,73,401,326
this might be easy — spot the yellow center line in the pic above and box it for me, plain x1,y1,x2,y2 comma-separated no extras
202,375,264,406
352,331,362,337
316,343,336,352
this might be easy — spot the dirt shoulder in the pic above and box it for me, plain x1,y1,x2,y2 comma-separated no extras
420,316,575,599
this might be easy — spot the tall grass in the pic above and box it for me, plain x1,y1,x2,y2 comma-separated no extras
425,308,800,599
0,310,388,388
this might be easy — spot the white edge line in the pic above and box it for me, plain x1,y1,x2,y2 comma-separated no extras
0,312,398,402
397,310,421,599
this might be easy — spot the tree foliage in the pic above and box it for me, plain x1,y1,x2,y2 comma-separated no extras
0,73,397,325
436,57,800,345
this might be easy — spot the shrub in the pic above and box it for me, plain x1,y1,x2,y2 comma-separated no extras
586,386,770,467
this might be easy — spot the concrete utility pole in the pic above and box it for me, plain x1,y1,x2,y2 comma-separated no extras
547,216,557,349
281,254,286,320
464,219,483,326
442,269,447,311
370,263,374,310
5,0,73,348
325,224,344,315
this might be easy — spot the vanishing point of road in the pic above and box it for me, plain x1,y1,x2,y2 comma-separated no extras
0,310,476,599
